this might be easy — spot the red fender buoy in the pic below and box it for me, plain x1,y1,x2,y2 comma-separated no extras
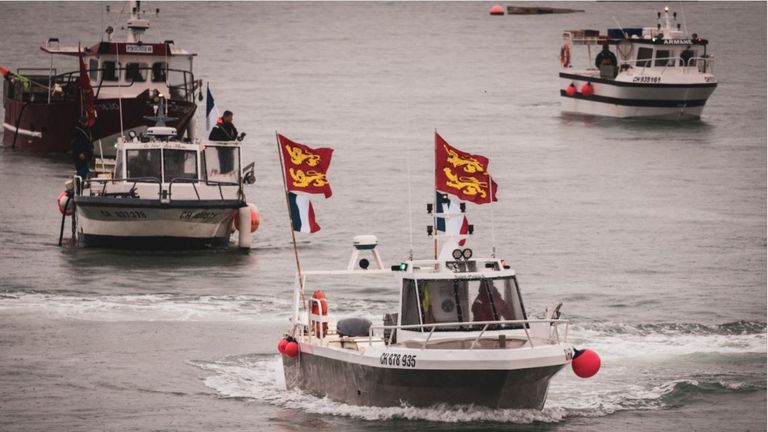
489,5,504,15
234,203,260,233
57,191,73,216
572,348,601,378
566,83,577,97
581,82,594,97
277,338,289,354
283,341,300,358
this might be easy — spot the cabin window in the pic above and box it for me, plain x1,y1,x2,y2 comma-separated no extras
126,149,161,180
655,50,673,67
163,149,198,182
125,63,147,82
400,279,422,328
679,49,695,66
203,146,240,183
102,61,118,81
636,47,653,67
415,277,527,331
151,62,167,82
88,59,98,81
113,150,124,180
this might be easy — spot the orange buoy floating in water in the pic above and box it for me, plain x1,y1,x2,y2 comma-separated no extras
566,83,577,97
489,4,504,15
572,348,601,378
581,82,594,97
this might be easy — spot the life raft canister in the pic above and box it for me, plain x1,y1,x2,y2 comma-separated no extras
560,43,571,68
310,290,329,338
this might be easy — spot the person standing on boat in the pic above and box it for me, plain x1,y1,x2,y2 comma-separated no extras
472,284,514,322
71,116,93,180
209,110,239,174
208,110,238,142
595,43,618,78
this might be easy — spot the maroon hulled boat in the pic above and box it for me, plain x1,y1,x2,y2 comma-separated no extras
2,1,200,155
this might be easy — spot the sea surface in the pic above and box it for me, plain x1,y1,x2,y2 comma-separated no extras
0,2,765,431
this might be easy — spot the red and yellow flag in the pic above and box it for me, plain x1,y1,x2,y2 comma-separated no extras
435,132,497,205
278,134,334,198
78,51,96,127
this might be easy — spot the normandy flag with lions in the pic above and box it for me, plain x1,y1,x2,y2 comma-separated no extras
278,134,334,233
435,132,497,239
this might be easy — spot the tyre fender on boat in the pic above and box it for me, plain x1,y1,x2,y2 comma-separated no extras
560,43,571,68
310,290,329,338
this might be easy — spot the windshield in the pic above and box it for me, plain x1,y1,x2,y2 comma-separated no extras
126,149,161,180
203,145,240,184
401,276,527,331
163,149,198,181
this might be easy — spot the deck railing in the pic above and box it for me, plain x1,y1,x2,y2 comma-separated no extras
367,319,570,350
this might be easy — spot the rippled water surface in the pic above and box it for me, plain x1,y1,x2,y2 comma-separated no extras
0,2,765,431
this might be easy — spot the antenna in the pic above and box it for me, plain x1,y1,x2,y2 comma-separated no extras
679,2,689,34
405,136,414,260
116,42,124,137
612,16,629,38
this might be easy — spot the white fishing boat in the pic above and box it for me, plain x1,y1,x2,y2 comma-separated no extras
558,6,716,119
58,97,258,249
278,235,600,409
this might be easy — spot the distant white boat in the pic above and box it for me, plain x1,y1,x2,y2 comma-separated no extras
559,6,717,119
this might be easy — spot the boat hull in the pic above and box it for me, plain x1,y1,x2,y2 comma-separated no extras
282,350,565,409
74,197,241,249
2,89,195,153
559,72,717,119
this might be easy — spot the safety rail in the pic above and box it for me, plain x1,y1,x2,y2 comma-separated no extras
81,177,162,199
81,176,240,201
6,67,198,103
367,319,570,350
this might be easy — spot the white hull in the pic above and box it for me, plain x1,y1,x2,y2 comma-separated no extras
559,71,717,119
74,199,238,248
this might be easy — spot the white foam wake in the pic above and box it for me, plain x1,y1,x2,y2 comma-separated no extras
0,292,291,322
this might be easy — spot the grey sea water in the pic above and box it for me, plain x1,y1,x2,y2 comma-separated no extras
0,1,765,431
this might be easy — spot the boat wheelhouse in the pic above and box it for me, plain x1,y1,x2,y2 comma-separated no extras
559,6,717,119
69,118,255,249
281,237,576,409
2,1,199,154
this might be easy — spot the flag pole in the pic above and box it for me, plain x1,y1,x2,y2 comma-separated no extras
276,131,306,310
489,171,496,258
433,129,438,260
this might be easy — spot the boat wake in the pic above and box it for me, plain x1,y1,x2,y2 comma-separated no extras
189,320,765,424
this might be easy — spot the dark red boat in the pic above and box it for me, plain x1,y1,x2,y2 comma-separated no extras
2,1,200,155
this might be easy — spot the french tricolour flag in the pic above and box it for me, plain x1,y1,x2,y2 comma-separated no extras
289,192,321,233
206,83,220,135
435,191,469,245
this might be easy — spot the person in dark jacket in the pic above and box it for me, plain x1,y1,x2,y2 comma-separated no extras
208,110,238,141
208,110,239,174
71,116,94,179
594,43,618,69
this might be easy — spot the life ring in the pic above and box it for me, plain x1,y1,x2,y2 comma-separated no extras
560,43,571,68
310,290,328,338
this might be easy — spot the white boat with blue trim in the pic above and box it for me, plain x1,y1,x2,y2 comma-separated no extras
559,6,716,119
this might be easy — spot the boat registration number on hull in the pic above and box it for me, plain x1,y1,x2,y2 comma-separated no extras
632,76,661,83
379,353,417,368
